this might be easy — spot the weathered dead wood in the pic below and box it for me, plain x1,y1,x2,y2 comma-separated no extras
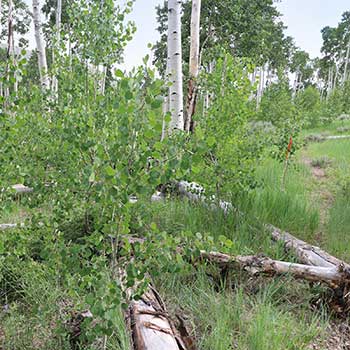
118,262,192,350
326,135,350,140
200,251,350,286
175,181,232,213
172,180,350,274
129,285,189,350
0,223,19,230
268,225,350,270
10,184,33,193
121,236,350,287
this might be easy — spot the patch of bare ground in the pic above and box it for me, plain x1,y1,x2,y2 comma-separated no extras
302,157,327,179
301,156,334,232
308,322,350,350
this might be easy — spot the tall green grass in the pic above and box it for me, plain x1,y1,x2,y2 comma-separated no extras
246,159,319,241
157,272,325,350
302,119,350,137
0,260,131,350
325,195,350,260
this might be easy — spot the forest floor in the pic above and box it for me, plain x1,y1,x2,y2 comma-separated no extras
1,120,350,349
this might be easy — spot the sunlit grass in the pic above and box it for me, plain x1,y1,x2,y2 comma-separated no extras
157,271,326,350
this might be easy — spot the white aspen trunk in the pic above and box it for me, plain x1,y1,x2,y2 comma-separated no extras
12,31,17,94
167,0,184,131
327,66,333,99
4,0,13,101
261,66,265,95
0,0,2,40
101,65,107,95
32,0,50,90
161,58,170,141
52,0,62,93
292,70,298,100
256,66,264,109
343,39,350,85
184,0,201,132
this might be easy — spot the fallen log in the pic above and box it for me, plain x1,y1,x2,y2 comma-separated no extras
129,285,189,350
121,236,350,287
172,181,350,272
0,223,20,230
200,251,350,286
10,184,33,194
118,262,192,350
268,225,350,270
325,135,350,140
175,181,232,213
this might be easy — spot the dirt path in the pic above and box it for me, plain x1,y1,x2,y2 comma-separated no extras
301,156,334,239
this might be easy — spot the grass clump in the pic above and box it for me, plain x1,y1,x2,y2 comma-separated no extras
158,272,325,350
248,159,319,240
311,156,332,168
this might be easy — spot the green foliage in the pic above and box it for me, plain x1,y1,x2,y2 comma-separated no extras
189,53,262,197
258,82,301,160
154,0,292,76
295,86,321,127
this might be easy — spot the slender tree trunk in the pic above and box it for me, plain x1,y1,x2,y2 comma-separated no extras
167,0,184,131
292,68,299,100
32,0,50,90
327,66,333,99
184,0,201,132
256,66,264,109
0,0,2,42
4,0,13,101
12,30,17,95
101,65,107,95
52,0,62,93
343,39,350,85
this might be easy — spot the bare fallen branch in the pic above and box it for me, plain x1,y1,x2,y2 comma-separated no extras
200,250,350,286
268,225,350,270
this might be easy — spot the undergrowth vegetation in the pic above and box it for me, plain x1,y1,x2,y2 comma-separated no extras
1,0,350,349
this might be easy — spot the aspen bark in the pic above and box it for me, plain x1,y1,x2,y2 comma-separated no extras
32,0,50,90
4,0,13,100
185,0,201,132
292,69,299,100
0,0,2,45
167,0,184,131
52,0,62,93
343,39,350,85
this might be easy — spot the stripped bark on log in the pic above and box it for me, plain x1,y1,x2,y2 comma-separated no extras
268,225,350,270
129,285,189,350
0,223,18,230
200,251,350,286
121,236,350,287
175,181,232,213
11,184,33,193
172,180,350,274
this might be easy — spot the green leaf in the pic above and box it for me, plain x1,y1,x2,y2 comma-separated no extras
104,166,116,177
115,69,124,78
151,98,163,109
207,136,216,147
89,171,95,183
125,91,133,100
